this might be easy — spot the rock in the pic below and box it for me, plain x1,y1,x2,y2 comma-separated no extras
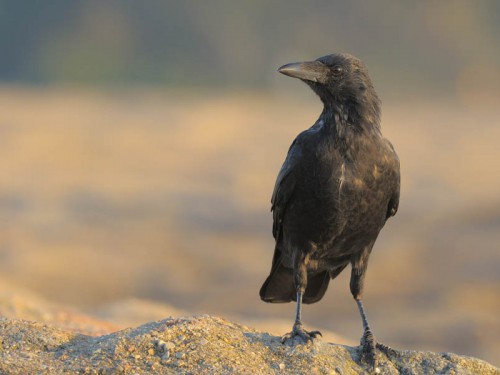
175,352,185,359
0,315,497,374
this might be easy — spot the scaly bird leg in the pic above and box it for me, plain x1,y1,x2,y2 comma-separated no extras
356,299,377,370
281,291,322,343
350,258,381,373
283,255,321,343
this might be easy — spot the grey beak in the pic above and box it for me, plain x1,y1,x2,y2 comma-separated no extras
277,61,328,84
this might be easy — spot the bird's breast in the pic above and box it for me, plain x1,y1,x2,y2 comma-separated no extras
304,152,391,237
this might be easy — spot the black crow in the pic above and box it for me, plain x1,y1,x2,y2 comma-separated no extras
260,53,400,371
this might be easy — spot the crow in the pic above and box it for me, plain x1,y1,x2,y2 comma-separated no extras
260,53,400,371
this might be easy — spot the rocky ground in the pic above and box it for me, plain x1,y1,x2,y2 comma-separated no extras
0,315,498,374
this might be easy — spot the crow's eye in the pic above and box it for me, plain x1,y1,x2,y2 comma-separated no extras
332,66,343,75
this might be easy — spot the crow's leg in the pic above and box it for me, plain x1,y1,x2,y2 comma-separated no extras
351,264,379,373
356,299,377,367
281,291,322,343
282,252,321,343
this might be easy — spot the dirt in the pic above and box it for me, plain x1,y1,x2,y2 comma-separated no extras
0,315,497,374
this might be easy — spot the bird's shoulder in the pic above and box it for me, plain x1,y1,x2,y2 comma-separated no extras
383,138,399,163
363,134,400,175
271,122,329,202
270,130,307,207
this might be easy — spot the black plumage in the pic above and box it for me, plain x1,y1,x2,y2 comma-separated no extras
260,53,400,371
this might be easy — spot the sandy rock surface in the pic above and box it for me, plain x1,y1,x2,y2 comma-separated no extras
0,315,497,375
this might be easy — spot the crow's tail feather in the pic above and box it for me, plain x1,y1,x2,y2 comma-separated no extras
259,248,331,304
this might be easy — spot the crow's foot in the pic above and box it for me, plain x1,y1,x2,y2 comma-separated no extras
281,323,322,344
376,342,398,357
359,328,379,373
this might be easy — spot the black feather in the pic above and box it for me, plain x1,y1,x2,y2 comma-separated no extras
260,53,400,305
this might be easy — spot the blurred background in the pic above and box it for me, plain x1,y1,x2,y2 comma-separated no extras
0,0,499,365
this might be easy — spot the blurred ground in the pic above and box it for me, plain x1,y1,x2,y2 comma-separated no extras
0,87,498,365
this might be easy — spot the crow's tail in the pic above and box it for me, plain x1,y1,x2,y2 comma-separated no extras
259,249,331,304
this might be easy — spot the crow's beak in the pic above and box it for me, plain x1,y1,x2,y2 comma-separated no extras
277,61,328,84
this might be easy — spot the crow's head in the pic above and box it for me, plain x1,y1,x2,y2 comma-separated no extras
278,53,380,126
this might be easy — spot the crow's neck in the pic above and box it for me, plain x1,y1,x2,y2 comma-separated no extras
319,100,381,142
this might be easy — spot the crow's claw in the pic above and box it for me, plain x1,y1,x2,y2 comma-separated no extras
359,328,379,373
376,342,397,357
281,324,322,344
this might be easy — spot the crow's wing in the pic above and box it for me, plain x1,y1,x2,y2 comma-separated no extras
260,137,304,303
271,121,327,240
384,140,401,220
387,176,400,219
271,137,303,240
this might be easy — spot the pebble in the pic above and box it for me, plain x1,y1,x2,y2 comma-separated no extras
279,363,286,371
155,339,166,348
172,360,184,367
175,352,185,359
160,357,170,365
154,339,176,357
165,341,175,350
